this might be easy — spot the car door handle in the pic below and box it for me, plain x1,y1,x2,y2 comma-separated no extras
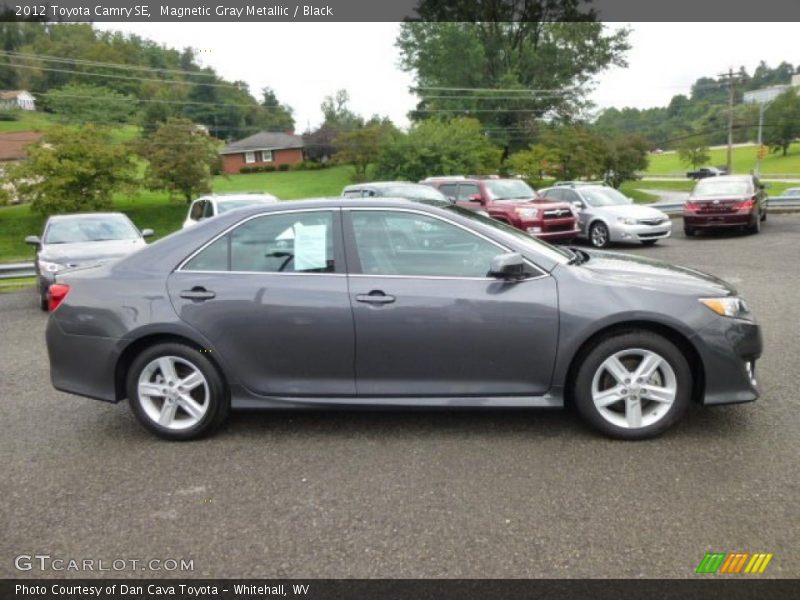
180,287,216,301
356,291,396,304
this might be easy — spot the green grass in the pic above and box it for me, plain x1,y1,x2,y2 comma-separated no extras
618,184,659,203
0,276,35,292
646,143,800,177
0,166,354,262
0,111,57,133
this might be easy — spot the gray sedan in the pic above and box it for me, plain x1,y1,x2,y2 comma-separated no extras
45,199,761,441
25,212,152,310
539,185,672,248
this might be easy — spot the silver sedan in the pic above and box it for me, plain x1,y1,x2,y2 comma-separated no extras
539,185,672,248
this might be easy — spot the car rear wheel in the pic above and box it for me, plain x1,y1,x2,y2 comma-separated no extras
589,222,610,248
573,331,692,440
126,343,229,440
683,225,695,237
760,210,767,222
39,291,48,311
748,214,761,234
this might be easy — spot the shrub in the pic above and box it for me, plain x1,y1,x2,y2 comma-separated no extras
278,164,290,171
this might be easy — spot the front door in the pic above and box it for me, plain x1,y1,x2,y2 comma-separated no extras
167,209,355,397
344,208,559,398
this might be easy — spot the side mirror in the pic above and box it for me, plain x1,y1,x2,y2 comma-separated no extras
25,235,41,247
489,252,525,281
469,193,483,203
141,228,154,238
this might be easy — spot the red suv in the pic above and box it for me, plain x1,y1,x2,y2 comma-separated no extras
683,175,768,236
422,176,579,242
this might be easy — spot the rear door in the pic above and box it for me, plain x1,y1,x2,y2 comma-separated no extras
168,209,355,397
344,207,559,398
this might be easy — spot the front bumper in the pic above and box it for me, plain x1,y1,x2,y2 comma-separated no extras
609,221,672,243
696,316,762,406
526,225,581,241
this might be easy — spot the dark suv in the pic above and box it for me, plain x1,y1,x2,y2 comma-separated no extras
422,176,579,242
683,175,768,236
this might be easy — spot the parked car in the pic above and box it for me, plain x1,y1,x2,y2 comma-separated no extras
183,193,278,228
782,187,800,197
683,175,768,237
342,181,453,208
46,199,761,441
422,176,579,242
25,212,152,311
687,167,726,180
539,184,672,248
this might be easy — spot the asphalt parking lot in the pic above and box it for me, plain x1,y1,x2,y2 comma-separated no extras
1,215,798,579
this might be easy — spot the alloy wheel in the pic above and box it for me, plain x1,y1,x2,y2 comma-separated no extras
591,223,608,248
137,356,210,430
590,348,677,429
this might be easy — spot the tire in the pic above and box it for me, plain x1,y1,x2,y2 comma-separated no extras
748,214,761,234
683,226,695,237
39,291,48,311
589,222,610,248
760,210,767,222
572,331,692,440
126,342,229,441
641,240,658,246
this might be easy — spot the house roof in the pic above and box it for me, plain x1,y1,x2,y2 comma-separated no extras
0,90,33,100
0,131,43,161
220,131,304,155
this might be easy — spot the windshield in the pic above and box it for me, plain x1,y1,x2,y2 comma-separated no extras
444,205,572,265
384,185,448,201
217,199,273,214
693,179,752,198
44,216,139,244
484,179,536,201
581,188,633,207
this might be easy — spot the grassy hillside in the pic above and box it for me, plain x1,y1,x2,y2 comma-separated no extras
0,166,354,262
0,111,141,143
646,143,800,177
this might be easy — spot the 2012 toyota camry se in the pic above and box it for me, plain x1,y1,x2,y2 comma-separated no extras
45,199,762,441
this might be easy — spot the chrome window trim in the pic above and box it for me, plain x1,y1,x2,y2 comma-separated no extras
176,207,340,273
344,206,549,280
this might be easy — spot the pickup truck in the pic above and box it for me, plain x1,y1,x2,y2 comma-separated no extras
687,167,726,180
422,176,579,242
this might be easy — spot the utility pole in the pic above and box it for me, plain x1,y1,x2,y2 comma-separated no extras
719,68,740,174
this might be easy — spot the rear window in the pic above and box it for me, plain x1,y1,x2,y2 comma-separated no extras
693,179,753,198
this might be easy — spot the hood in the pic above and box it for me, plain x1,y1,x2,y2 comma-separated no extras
496,198,572,210
575,249,736,297
40,238,146,267
589,204,669,220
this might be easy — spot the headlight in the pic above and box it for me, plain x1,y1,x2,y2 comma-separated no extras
699,296,751,319
515,208,539,219
38,259,64,273
617,217,636,225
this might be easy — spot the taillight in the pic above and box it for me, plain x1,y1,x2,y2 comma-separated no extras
737,198,756,210
48,283,71,312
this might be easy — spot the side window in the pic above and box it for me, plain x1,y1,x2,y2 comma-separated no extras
342,190,362,198
439,184,458,199
184,211,336,273
542,189,562,201
350,210,502,278
560,190,580,204
203,201,215,218
456,183,481,200
189,200,204,220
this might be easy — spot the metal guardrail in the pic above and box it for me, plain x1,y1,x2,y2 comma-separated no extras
650,195,800,215
0,261,35,280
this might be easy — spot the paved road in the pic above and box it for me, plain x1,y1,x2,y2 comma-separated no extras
2,216,799,579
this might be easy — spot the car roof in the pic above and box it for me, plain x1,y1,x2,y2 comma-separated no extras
344,181,430,190
206,193,277,202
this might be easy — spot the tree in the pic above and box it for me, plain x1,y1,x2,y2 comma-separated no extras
9,125,136,215
602,134,649,188
374,117,502,182
334,121,398,181
139,118,221,203
258,87,295,131
764,89,800,156
677,136,711,169
397,17,630,150
46,83,136,124
509,125,606,182
320,89,363,130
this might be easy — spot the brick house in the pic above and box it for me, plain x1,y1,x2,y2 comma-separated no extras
220,131,304,174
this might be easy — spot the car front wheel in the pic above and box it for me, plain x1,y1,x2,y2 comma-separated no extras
126,342,229,440
589,222,610,248
573,331,692,440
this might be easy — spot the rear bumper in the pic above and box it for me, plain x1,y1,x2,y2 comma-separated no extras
696,317,763,406
684,213,755,228
46,317,121,403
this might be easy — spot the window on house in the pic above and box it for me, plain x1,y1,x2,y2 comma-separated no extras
261,150,273,162
245,151,256,164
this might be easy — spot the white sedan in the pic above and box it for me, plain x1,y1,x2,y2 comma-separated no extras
183,193,279,229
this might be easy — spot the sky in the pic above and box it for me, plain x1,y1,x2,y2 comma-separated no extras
95,22,799,132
